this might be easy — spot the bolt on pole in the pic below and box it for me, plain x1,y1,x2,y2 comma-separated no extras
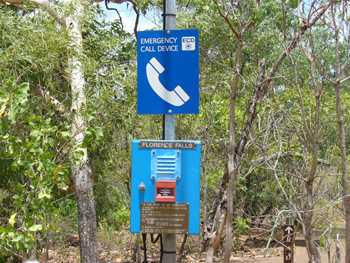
163,0,177,262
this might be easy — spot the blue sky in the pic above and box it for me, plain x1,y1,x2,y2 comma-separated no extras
102,2,161,33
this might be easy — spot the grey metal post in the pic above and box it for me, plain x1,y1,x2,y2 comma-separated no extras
163,0,176,262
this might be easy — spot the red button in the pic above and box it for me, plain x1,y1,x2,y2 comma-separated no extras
155,180,176,202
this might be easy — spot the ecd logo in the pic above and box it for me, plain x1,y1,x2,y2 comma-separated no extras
182,37,196,51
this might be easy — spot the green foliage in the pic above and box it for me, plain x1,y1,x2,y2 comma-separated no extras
0,8,69,84
1,0,349,260
233,217,251,236
0,81,29,125
0,81,71,259
289,0,299,9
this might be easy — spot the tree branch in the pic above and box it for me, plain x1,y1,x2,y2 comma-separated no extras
0,244,27,260
213,0,240,39
340,75,350,84
104,0,139,37
4,0,68,27
260,0,336,100
35,84,69,119
128,0,139,38
105,0,124,31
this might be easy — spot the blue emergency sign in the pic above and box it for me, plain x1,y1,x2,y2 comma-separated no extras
130,140,201,234
137,29,199,114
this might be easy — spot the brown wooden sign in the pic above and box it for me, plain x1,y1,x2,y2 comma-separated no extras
140,202,189,234
283,225,294,263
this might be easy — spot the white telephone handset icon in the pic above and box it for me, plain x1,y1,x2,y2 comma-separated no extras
146,57,190,106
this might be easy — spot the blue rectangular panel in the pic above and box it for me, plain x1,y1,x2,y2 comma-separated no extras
137,30,199,114
130,140,201,234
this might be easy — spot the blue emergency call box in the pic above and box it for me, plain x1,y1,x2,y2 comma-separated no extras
130,140,201,234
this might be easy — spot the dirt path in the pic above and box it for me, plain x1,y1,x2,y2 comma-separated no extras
41,232,346,262
228,241,345,263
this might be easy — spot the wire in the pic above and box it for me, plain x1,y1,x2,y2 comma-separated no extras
142,234,163,263
142,234,148,262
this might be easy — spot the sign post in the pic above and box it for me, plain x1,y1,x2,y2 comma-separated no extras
283,224,295,263
163,0,177,261
134,1,200,262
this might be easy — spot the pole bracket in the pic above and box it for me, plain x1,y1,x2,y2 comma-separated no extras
162,250,176,254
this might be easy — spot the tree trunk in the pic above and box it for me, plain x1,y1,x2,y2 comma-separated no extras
290,35,321,263
204,1,335,258
331,5,350,258
336,233,341,263
205,206,227,263
304,182,321,263
72,162,99,263
223,37,243,262
68,14,99,263
2,0,106,261
334,83,350,263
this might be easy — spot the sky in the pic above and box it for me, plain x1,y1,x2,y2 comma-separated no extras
102,2,161,33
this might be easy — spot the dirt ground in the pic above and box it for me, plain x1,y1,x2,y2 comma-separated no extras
40,241,345,263
229,239,345,263
37,231,346,263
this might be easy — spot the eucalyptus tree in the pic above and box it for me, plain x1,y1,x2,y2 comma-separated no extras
177,1,337,262
262,39,328,263
0,0,148,261
0,9,73,261
307,1,350,260
1,0,100,259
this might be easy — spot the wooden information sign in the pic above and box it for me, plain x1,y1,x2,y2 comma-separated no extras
283,224,295,263
140,202,189,234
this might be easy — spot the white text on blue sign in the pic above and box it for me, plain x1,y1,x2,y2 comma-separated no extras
140,36,196,53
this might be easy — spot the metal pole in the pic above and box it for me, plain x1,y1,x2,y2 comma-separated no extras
162,0,176,140
163,0,176,262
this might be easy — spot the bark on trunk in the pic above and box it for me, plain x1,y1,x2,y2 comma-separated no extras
332,6,350,258
336,233,341,263
68,13,99,263
203,170,228,239
291,37,321,262
334,83,350,263
304,183,320,263
72,162,99,263
224,59,266,262
223,38,243,262
205,206,227,263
